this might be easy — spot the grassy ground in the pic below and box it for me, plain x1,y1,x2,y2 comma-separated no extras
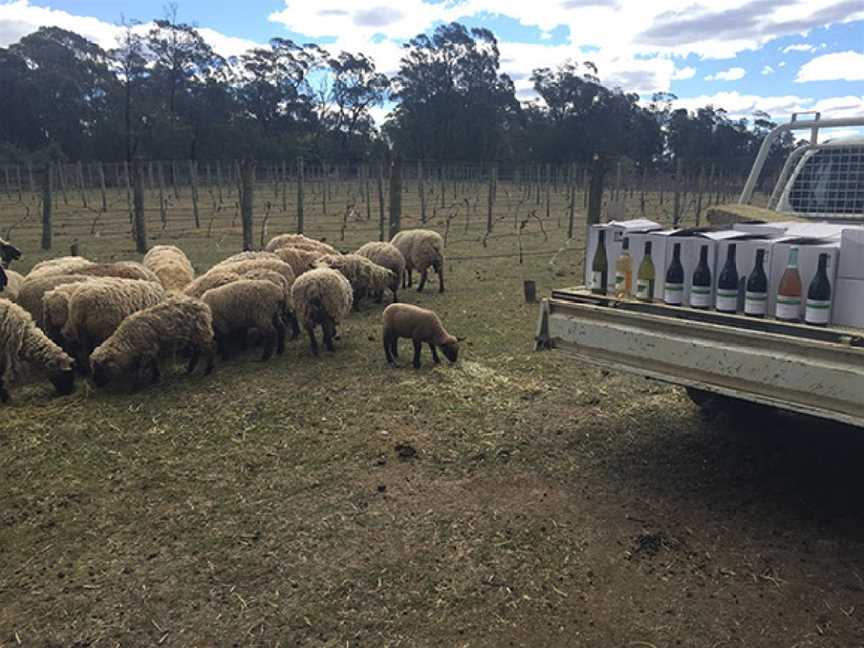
2,183,863,647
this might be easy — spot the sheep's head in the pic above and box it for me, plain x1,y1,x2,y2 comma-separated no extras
49,356,76,396
0,239,21,267
441,336,460,363
90,350,122,388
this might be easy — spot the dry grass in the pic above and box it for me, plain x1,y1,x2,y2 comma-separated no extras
1,183,863,648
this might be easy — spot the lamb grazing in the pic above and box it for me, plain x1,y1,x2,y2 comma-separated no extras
0,269,24,302
272,246,323,277
142,245,195,292
183,270,242,299
238,268,300,338
382,303,460,368
291,267,353,356
202,279,288,361
391,229,445,293
355,241,406,304
0,299,75,402
61,278,166,370
313,254,394,310
211,251,280,269
90,296,215,389
264,233,338,255
28,256,95,279
78,261,160,283
0,237,21,268
16,274,93,327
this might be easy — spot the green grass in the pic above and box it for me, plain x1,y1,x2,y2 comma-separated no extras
2,183,863,647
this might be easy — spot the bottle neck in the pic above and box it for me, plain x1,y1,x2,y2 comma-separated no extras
787,248,799,268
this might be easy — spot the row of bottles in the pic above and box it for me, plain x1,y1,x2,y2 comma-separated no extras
591,236,833,326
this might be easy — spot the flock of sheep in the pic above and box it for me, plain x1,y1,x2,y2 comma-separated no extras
0,228,460,403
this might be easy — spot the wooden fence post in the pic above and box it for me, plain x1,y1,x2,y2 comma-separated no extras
377,162,386,241
365,164,372,222
98,162,107,212
133,161,148,253
567,163,577,239
15,165,22,202
486,162,497,236
76,161,87,208
388,157,402,240
190,160,200,228
124,161,132,221
672,157,683,226
57,163,68,205
41,164,52,250
586,154,608,233
27,163,35,196
296,156,305,234
156,162,167,226
418,159,427,224
240,160,255,250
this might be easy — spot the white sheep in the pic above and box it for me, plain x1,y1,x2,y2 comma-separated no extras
272,247,324,278
78,261,160,283
27,256,96,279
390,229,445,293
382,303,460,368
183,270,243,299
264,234,338,255
355,241,406,303
313,253,394,310
0,299,75,402
291,267,353,356
211,251,280,269
0,269,24,302
17,274,94,327
90,296,216,389
142,245,195,292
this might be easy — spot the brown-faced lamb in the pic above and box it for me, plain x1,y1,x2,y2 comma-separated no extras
183,270,243,299
202,279,288,361
61,278,167,370
16,274,94,327
355,241,406,303
264,234,338,255
0,269,24,302
390,229,445,293
291,267,353,356
0,299,75,402
142,245,195,292
313,253,394,310
90,296,215,389
78,261,160,283
382,303,460,369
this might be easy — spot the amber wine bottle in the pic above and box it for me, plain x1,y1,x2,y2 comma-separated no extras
715,244,739,313
744,249,768,318
776,246,802,322
664,243,684,305
805,253,832,326
636,241,655,301
614,237,633,298
689,245,712,309
591,230,608,294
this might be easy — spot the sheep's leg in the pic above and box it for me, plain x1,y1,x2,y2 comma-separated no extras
429,344,440,363
148,358,161,384
417,268,428,293
412,340,423,369
436,264,445,293
260,324,276,361
217,335,231,361
401,269,408,289
186,347,200,374
0,359,8,403
306,324,320,356
391,337,399,358
203,343,216,375
384,332,397,366
286,312,300,340
391,287,398,303
274,316,286,356
323,318,336,352
352,290,361,312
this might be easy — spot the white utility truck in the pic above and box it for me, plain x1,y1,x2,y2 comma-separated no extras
535,114,864,426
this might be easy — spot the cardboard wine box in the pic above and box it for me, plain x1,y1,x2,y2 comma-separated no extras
714,236,775,312
584,219,661,291
767,238,840,322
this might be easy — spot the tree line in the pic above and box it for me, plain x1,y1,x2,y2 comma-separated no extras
0,14,795,175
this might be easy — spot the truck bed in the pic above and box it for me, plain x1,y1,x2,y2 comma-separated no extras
537,288,864,427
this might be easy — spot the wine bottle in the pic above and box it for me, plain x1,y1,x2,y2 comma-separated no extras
591,229,608,295
664,243,684,305
744,249,768,318
805,253,832,326
776,246,802,322
614,236,633,298
636,241,655,301
689,245,712,309
715,243,739,313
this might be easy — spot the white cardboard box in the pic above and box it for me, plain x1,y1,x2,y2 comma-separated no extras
838,228,864,280
627,229,683,299
732,222,790,237
767,238,840,321
714,236,775,311
584,220,661,290
833,278,864,328
672,230,752,306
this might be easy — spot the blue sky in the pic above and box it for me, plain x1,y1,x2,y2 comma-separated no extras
1,0,862,129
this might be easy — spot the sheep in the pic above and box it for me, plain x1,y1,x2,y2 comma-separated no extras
90,296,215,389
0,299,75,402
382,303,460,369
211,251,280,269
355,241,405,304
291,267,353,356
264,234,338,255
202,279,288,361
272,246,324,277
0,269,24,302
78,261,160,283
28,256,95,279
42,281,95,345
215,258,296,295
238,268,300,338
0,237,21,268
390,229,445,293
313,254,394,310
183,270,243,299
142,245,195,292
16,274,94,327
61,278,167,370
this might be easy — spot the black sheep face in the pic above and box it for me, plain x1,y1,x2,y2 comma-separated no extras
90,359,114,388
0,241,21,266
441,342,459,363
50,369,76,396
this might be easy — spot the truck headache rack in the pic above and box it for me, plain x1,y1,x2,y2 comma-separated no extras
537,289,864,427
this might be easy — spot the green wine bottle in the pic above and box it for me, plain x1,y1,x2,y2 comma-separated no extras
636,241,655,302
664,243,684,305
715,244,739,313
805,253,832,326
591,230,608,295
744,249,768,317
690,245,712,309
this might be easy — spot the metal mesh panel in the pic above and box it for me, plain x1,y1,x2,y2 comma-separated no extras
787,145,864,216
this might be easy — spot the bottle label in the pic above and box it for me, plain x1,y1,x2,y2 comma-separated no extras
715,288,738,312
664,282,683,305
776,297,801,320
744,291,767,316
591,271,604,291
636,279,652,300
805,299,831,325
614,272,625,293
690,286,711,308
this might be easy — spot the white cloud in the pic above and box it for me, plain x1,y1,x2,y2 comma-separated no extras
704,67,746,82
778,61,787,67
796,51,864,82
672,66,696,80
672,92,864,123
761,65,775,75
782,43,815,54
